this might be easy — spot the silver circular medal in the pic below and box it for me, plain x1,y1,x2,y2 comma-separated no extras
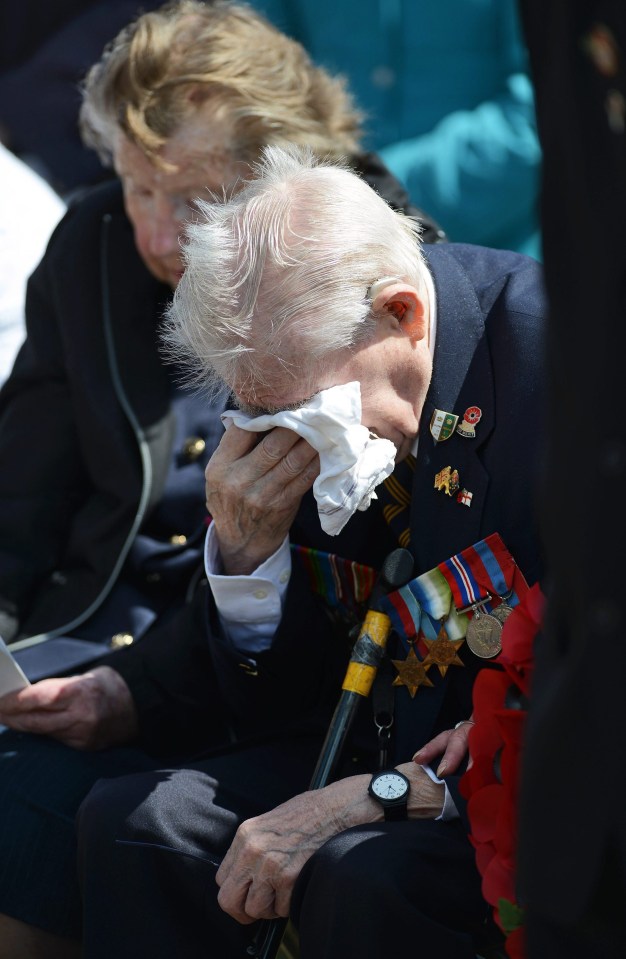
466,611,502,659
491,603,514,626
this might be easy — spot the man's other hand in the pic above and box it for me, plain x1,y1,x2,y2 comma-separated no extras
216,764,443,924
206,424,319,575
0,666,138,749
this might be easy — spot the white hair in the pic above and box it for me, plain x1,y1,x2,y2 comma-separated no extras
162,144,427,400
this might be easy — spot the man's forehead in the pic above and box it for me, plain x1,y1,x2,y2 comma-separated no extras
113,128,247,193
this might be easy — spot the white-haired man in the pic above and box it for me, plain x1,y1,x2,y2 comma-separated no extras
76,147,545,959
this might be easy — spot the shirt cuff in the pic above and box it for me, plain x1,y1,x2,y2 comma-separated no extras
420,764,459,821
204,524,291,654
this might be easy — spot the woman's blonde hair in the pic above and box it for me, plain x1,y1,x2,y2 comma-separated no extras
80,0,363,167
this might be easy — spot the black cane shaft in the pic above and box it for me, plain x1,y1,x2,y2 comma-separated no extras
251,548,414,959
309,692,359,789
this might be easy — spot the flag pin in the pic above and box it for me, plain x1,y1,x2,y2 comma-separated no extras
457,488,473,507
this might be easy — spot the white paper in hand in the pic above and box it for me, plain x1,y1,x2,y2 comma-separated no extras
0,636,30,697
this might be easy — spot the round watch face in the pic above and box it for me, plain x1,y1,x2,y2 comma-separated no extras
370,771,409,800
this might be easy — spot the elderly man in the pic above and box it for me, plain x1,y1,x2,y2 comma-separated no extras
74,147,545,959
0,3,434,956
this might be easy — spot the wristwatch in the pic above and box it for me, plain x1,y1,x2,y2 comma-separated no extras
368,769,411,821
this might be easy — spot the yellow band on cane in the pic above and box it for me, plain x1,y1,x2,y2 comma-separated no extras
359,610,392,646
342,662,377,696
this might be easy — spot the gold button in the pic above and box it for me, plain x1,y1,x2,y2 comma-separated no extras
110,632,134,649
238,663,258,676
169,534,187,545
182,437,206,462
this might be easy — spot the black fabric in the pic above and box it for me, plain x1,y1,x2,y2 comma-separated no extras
77,737,325,954
0,730,159,937
518,0,626,937
292,819,498,959
526,842,626,959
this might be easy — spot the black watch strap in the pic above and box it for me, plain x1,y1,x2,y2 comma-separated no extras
382,800,408,822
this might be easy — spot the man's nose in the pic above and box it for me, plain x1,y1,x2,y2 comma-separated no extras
147,202,181,257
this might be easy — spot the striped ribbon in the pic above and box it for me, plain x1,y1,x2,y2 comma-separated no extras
380,533,528,646
377,453,416,548
438,532,525,613
290,544,376,618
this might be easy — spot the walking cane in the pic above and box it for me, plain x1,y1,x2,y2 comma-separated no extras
249,547,414,959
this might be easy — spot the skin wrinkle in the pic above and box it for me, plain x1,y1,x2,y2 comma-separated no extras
113,117,250,289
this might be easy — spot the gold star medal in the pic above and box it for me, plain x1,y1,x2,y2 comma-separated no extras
421,624,465,677
391,646,434,698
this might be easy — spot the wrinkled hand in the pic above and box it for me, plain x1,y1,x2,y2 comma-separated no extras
216,764,444,924
206,424,319,574
0,666,138,750
412,717,475,778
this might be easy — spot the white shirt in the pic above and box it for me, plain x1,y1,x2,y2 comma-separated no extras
0,144,66,384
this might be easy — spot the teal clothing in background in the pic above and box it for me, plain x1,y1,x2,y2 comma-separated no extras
257,0,541,256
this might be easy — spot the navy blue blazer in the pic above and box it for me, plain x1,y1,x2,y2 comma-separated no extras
111,243,546,763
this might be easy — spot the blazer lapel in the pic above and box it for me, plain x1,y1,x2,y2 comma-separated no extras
410,247,495,571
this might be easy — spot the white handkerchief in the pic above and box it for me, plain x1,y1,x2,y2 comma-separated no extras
0,636,30,698
222,381,397,535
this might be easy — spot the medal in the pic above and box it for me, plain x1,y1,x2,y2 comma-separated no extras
422,624,465,677
391,646,434,697
491,602,514,626
380,534,531,678
430,409,459,443
456,406,482,439
465,607,502,659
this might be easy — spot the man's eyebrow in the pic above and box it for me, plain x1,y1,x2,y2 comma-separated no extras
234,394,318,417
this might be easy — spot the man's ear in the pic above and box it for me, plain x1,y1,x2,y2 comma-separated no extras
371,282,426,342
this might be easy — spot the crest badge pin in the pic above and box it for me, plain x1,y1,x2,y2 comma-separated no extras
430,409,459,443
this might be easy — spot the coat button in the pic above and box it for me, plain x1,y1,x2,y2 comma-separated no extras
169,534,187,545
182,437,206,462
238,662,258,676
110,632,134,649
